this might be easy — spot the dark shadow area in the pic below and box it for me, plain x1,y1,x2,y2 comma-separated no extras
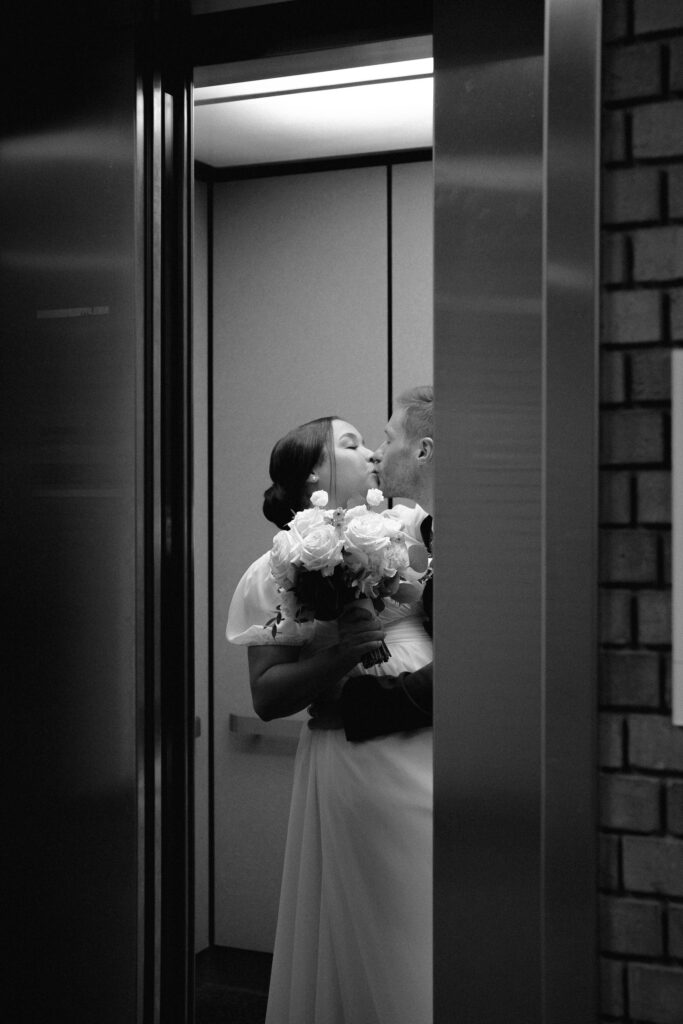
195,946,272,1024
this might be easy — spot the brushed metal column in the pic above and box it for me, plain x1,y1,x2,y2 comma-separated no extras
433,1,599,1020
1,6,145,1022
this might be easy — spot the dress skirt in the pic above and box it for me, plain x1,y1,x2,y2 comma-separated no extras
265,619,433,1024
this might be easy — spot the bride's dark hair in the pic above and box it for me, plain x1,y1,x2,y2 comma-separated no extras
263,416,338,529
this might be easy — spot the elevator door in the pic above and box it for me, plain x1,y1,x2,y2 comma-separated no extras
2,8,145,1021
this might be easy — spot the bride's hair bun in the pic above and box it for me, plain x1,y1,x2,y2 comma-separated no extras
263,482,295,530
262,416,338,530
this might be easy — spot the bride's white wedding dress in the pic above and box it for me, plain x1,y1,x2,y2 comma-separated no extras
227,505,432,1024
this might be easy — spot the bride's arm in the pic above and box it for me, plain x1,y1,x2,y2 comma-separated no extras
248,609,385,721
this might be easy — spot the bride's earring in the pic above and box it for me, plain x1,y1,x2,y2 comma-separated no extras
307,472,319,483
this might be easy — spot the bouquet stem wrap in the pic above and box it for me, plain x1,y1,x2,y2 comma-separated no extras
349,596,391,669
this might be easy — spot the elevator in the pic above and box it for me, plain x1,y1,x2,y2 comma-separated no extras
2,2,600,1021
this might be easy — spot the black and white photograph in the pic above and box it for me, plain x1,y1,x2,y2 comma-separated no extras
4,1,683,1022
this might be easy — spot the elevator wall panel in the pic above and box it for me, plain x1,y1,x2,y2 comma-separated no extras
2,11,143,1022
391,160,434,398
211,166,388,949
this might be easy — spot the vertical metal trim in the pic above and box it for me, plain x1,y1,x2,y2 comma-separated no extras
135,58,149,1024
149,70,165,1024
207,175,217,946
542,1,600,1019
184,70,198,1024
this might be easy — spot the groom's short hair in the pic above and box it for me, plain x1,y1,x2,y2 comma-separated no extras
396,385,433,443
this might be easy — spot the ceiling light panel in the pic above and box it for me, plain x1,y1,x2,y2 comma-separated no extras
194,75,433,167
194,58,434,104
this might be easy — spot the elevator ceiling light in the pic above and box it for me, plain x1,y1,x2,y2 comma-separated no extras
193,59,433,168
195,59,434,103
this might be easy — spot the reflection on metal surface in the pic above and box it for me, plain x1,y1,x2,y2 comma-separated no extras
37,306,110,319
433,0,599,1020
1,8,142,1021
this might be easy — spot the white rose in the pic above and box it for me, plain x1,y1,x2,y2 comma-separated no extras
299,523,345,575
382,537,410,575
269,530,302,586
289,506,328,541
378,509,404,537
342,512,392,570
343,504,368,521
310,490,329,508
365,487,384,507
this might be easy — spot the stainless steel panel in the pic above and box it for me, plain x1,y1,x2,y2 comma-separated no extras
543,1,600,1018
2,8,143,1022
433,0,598,1020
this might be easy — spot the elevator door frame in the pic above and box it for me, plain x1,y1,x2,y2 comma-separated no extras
186,2,600,1021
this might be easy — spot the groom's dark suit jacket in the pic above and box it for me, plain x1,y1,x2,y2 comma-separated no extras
339,514,433,741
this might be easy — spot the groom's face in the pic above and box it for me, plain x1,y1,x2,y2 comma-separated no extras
373,408,416,500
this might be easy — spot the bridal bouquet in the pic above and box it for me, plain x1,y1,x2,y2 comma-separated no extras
265,488,410,667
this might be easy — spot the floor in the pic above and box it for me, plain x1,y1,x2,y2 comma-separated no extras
195,945,272,1024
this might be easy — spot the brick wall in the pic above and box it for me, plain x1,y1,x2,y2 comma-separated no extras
600,2,683,1021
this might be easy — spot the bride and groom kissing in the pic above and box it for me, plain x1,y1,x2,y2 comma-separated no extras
309,384,435,740
227,384,434,1024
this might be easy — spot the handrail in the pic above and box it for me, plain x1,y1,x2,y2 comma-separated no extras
228,713,303,740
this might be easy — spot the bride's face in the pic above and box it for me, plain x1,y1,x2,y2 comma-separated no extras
314,419,378,507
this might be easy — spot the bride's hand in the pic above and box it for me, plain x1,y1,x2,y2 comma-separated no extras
337,604,385,664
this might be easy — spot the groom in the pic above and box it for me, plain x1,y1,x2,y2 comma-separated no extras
311,384,435,740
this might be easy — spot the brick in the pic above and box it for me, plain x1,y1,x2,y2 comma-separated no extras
600,409,666,464
635,0,683,35
600,833,622,890
601,234,628,285
603,109,628,163
637,470,671,524
630,713,683,770
600,588,633,644
633,227,683,282
663,530,671,585
604,42,663,101
670,37,683,91
634,101,683,159
600,528,659,583
600,470,632,524
600,895,664,954
636,590,672,644
602,954,626,1019
630,348,672,401
601,773,662,831
628,963,683,1024
601,956,625,1017
666,781,683,835
602,289,661,343
669,904,683,957
601,650,661,706
669,168,683,219
623,836,683,895
601,711,626,767
603,167,661,225
601,349,627,403
672,288,683,341
603,0,630,43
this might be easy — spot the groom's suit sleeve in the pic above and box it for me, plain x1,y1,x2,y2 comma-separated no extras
339,662,433,741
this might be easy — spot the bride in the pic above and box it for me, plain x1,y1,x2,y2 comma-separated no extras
226,415,433,1024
